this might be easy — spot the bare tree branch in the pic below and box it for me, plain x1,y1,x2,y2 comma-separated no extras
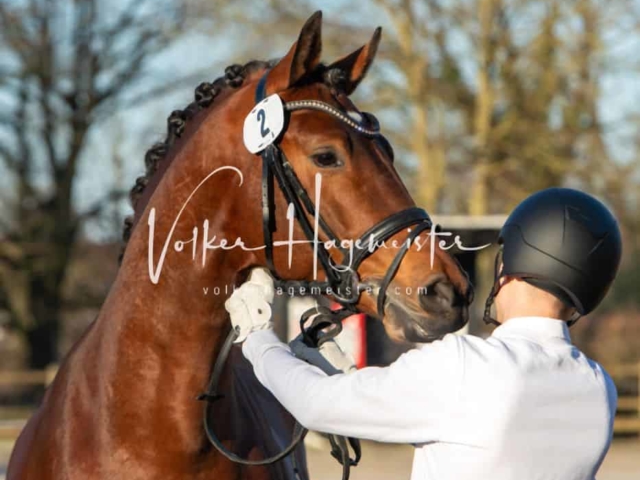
0,0,190,366
0,140,17,170
75,189,128,225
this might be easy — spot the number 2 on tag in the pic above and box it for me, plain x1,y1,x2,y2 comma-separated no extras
257,109,271,138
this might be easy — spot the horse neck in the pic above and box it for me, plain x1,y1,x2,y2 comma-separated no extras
85,134,261,450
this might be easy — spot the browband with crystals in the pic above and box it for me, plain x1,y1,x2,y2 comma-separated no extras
285,100,381,137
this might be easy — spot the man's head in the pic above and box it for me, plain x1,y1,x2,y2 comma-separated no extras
485,188,622,325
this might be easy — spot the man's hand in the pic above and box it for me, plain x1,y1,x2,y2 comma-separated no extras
290,334,357,376
225,268,275,343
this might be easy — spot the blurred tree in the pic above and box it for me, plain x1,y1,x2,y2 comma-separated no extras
0,0,186,368
210,0,639,220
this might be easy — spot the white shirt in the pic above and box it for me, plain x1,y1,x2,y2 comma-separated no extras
243,317,617,480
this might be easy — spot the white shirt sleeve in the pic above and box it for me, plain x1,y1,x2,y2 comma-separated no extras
242,329,463,443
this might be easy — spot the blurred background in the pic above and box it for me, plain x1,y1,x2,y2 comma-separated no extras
0,0,639,478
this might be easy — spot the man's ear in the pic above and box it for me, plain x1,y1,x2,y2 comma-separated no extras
325,27,382,95
265,11,323,94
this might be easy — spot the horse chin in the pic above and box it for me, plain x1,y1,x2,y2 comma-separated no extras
383,298,469,344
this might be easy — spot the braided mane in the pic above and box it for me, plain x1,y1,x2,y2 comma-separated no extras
120,60,349,260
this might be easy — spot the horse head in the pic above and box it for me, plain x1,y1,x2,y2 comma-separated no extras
228,12,472,341
123,11,472,344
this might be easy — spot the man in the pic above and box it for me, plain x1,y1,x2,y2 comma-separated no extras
225,188,622,480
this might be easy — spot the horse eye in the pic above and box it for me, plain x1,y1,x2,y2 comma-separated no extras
311,151,343,168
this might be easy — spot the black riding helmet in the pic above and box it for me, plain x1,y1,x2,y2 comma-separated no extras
484,188,622,325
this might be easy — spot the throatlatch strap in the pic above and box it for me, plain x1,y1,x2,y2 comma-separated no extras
262,149,277,275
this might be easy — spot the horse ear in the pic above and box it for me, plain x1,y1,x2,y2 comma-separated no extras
326,27,382,95
266,11,323,93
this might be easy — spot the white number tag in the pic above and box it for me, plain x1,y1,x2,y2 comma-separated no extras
243,94,285,154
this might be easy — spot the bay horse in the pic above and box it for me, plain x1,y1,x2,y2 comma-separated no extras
7,11,472,480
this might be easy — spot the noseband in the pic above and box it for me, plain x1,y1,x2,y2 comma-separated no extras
254,74,433,318
199,73,434,480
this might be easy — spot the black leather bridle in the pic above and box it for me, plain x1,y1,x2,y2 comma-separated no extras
199,73,434,479
252,74,433,317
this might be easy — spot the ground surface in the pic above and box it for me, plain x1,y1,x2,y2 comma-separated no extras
1,434,638,479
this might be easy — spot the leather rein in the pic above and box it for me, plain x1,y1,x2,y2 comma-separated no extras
198,73,433,479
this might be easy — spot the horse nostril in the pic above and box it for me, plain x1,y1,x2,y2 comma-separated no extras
419,279,456,311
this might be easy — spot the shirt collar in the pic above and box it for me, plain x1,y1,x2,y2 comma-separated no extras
491,316,572,343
